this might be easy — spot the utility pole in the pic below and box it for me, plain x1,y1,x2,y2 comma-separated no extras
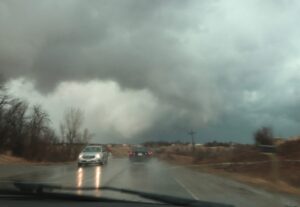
188,130,196,153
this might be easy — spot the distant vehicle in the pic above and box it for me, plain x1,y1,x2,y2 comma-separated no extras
78,145,109,167
129,146,153,162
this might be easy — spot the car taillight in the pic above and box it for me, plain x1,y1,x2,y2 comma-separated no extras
128,151,133,156
148,151,153,155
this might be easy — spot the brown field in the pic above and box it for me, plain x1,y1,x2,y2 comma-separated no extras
109,145,130,158
0,153,30,164
157,139,300,195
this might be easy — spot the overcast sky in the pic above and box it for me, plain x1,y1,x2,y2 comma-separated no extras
1,0,300,143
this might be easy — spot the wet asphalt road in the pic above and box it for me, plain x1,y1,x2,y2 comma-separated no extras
0,158,299,207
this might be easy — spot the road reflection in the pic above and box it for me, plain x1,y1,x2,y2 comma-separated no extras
76,167,84,194
95,166,102,196
95,166,101,189
77,167,83,188
76,166,102,196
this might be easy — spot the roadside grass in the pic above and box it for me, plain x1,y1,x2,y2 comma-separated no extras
0,154,30,164
0,144,131,165
157,140,300,193
109,145,130,158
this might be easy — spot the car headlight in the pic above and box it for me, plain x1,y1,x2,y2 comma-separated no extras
95,153,101,159
78,154,83,159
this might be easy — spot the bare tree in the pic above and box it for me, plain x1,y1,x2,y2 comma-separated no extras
60,108,89,159
0,95,9,151
0,76,89,161
0,78,84,161
82,128,93,143
60,108,84,144
0,98,28,154
60,123,66,144
254,127,274,146
0,75,8,141
25,105,50,159
9,100,28,155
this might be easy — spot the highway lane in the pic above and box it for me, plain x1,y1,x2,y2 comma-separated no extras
0,158,299,207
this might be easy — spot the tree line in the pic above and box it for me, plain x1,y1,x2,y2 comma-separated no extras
0,81,91,161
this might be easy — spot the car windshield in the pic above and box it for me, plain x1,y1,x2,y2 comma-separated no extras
1,1,300,207
83,147,102,153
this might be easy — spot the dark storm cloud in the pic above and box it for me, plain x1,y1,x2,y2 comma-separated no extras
2,0,300,142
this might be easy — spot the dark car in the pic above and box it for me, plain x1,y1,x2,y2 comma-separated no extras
128,146,153,162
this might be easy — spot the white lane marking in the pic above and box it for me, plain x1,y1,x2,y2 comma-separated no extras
173,177,199,201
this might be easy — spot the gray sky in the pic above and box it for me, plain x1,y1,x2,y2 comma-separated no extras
1,0,300,143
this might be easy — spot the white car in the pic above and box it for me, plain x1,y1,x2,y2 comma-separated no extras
78,145,109,167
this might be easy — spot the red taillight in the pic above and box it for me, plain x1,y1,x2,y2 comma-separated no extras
148,151,153,155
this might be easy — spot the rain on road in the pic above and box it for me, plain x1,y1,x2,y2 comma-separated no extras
0,158,299,207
